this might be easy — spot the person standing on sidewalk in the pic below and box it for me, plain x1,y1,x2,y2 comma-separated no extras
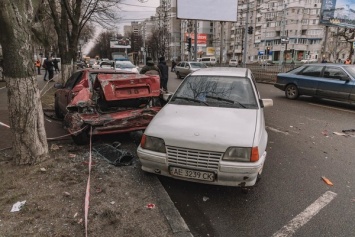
140,56,161,76
53,58,60,74
43,57,54,81
42,58,48,81
35,59,41,75
157,56,169,92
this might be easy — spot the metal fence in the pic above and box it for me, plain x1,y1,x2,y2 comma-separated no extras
215,63,301,84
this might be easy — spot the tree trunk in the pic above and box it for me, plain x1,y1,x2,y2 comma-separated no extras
6,76,48,164
0,0,48,165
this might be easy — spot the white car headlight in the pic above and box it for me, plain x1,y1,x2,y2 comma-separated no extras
222,147,259,162
140,134,166,153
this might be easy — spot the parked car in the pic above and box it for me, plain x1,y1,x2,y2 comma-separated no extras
300,59,318,63
275,63,355,102
175,61,207,79
200,57,217,66
115,61,139,73
258,59,274,65
54,69,164,145
229,59,238,67
137,67,273,191
75,60,87,69
91,61,100,69
99,60,114,69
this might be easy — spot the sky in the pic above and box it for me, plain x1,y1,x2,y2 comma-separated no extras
82,0,160,55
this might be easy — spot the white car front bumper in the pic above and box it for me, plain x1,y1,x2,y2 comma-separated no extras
137,146,266,187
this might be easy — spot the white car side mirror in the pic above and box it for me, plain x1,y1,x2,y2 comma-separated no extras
261,99,273,108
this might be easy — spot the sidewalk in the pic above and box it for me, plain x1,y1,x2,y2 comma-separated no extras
0,71,193,237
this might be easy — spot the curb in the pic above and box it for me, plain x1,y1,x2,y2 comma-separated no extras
149,175,194,237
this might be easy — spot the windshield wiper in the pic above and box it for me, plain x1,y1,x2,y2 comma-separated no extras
206,95,246,108
173,96,209,106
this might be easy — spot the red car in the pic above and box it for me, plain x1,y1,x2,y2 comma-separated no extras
54,69,163,145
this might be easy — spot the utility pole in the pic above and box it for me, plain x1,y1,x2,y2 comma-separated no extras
280,4,286,66
143,22,146,65
194,19,198,61
321,26,329,62
220,21,224,65
242,2,249,67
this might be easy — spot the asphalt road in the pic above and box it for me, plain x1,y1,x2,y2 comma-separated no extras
161,70,355,237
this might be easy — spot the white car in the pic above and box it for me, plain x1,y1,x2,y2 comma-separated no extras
229,59,238,67
115,61,139,73
99,61,114,69
137,67,273,191
91,61,100,69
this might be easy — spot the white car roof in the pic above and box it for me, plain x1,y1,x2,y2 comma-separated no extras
191,67,250,78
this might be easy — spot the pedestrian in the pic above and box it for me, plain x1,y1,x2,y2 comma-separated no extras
35,59,41,75
44,57,54,81
53,58,60,73
158,56,169,92
171,59,176,72
140,56,161,77
42,58,48,81
345,58,351,64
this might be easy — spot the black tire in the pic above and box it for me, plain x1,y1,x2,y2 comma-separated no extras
54,96,64,119
285,84,299,100
71,128,90,145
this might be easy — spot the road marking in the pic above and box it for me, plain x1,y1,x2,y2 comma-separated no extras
308,103,355,114
272,191,337,237
266,126,289,135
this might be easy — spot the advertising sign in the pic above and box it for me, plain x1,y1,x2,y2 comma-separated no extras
185,33,207,46
320,0,355,28
206,47,215,56
177,0,238,22
110,38,131,49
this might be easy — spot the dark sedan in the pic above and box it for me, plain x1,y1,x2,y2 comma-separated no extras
275,64,355,103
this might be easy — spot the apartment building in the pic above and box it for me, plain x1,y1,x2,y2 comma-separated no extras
129,0,352,63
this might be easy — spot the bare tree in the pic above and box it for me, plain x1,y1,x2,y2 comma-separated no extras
335,28,355,59
0,1,48,164
47,0,121,83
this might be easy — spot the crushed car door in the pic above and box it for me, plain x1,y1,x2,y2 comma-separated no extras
57,71,83,112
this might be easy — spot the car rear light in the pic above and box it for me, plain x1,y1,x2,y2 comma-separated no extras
250,147,259,162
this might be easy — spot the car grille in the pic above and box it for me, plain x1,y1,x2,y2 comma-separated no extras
166,146,223,171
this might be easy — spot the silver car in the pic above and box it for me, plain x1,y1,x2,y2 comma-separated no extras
175,61,207,79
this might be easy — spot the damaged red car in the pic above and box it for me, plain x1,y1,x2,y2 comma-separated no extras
54,69,163,145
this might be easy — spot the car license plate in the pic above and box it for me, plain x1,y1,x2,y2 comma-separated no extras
169,167,215,182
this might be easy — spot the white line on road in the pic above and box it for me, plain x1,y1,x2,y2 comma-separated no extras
266,126,289,135
308,103,355,114
272,191,337,237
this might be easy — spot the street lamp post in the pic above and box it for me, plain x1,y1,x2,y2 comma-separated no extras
242,2,250,68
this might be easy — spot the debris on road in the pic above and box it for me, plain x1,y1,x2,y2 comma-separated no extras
146,203,155,209
93,143,134,166
50,144,60,151
10,200,26,212
40,167,46,172
333,131,347,136
322,176,334,186
63,192,71,196
203,196,209,202
321,130,329,137
342,129,355,137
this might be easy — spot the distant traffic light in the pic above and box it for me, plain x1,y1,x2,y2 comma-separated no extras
187,37,192,52
248,26,253,34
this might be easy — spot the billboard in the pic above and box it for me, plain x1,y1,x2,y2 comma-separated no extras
185,33,207,46
206,47,215,56
110,38,131,49
177,0,238,22
320,0,355,28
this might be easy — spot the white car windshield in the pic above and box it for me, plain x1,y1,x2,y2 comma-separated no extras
170,76,258,109
190,63,207,68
